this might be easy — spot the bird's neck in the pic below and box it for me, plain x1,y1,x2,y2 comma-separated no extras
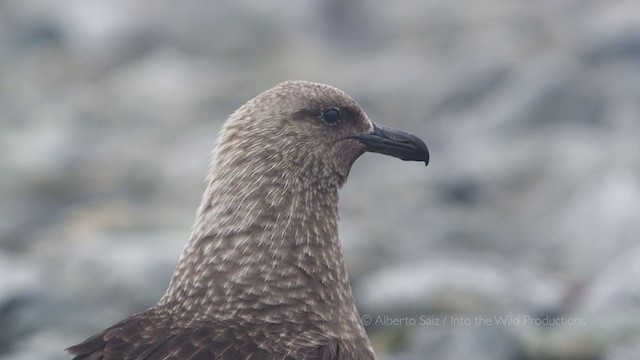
159,166,366,340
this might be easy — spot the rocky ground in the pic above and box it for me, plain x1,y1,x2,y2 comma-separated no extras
1,0,639,359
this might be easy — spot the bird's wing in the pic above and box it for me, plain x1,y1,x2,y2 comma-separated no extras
67,313,217,360
66,313,371,360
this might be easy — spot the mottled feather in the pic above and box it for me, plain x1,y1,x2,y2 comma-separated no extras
67,81,422,360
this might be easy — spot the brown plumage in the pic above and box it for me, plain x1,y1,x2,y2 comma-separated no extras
67,80,429,360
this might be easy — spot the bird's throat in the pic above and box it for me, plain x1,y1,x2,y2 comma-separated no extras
159,174,363,334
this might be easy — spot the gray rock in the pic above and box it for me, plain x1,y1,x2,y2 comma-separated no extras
607,343,640,360
0,253,45,353
356,256,568,317
577,245,640,314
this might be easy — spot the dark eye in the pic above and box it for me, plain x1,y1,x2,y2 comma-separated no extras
321,107,342,125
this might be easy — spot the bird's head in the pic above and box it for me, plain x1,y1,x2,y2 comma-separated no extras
215,80,429,188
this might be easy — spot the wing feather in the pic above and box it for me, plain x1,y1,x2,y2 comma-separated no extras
67,311,373,359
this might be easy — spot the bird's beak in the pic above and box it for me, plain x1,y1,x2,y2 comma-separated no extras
350,122,429,166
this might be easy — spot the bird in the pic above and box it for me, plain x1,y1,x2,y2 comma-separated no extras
67,80,429,360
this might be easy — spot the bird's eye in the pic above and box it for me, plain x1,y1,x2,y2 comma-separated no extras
321,108,342,125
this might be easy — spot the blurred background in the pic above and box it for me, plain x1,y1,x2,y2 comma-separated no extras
1,0,640,359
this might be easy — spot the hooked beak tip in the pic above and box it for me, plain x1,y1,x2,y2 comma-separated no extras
351,123,429,166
